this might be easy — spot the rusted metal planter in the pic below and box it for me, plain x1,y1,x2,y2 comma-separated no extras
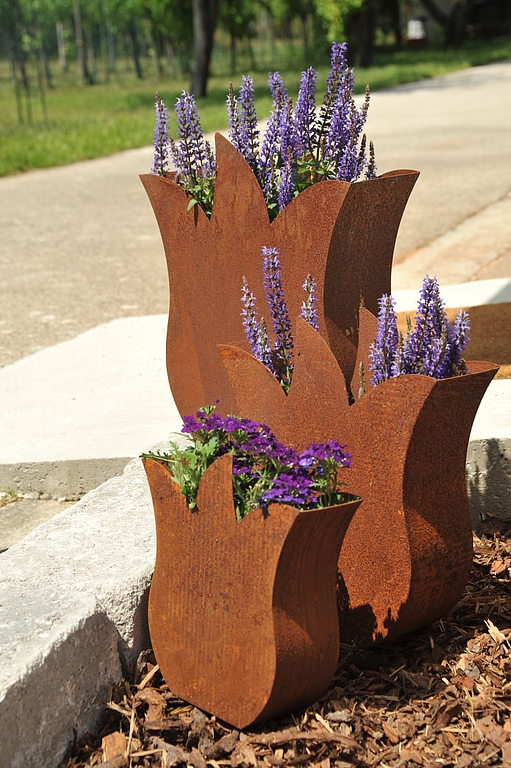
219,315,498,644
143,453,360,729
141,134,418,415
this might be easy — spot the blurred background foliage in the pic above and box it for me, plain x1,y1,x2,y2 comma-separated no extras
0,0,510,174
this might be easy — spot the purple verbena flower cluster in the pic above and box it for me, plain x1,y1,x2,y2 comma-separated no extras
369,276,470,386
151,42,377,221
241,248,319,392
144,404,353,521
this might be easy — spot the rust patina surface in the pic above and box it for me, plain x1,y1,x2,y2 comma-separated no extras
143,453,360,729
219,313,499,643
141,134,418,415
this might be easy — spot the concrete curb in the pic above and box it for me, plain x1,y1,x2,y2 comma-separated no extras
1,412,510,767
0,457,155,768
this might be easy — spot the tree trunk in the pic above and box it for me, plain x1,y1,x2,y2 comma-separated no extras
73,0,86,86
347,0,380,69
128,19,144,79
190,0,216,97
419,0,470,46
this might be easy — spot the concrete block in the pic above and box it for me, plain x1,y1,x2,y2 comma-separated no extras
467,438,511,526
0,457,132,499
467,378,511,525
0,585,121,768
0,457,156,665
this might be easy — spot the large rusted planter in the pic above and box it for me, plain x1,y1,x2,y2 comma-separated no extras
219,314,499,644
143,453,360,728
141,134,418,415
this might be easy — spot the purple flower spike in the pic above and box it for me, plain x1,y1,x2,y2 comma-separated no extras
239,75,259,172
326,42,349,98
258,72,288,207
256,318,275,374
262,247,294,387
371,276,470,384
241,277,275,375
369,294,399,385
241,277,260,358
448,310,470,375
174,91,215,181
278,149,295,211
226,82,241,152
294,67,317,155
151,92,170,176
300,274,319,331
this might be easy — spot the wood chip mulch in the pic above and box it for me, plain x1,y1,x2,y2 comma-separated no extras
60,516,511,768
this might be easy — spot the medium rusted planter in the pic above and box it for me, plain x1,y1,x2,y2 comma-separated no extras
219,314,498,644
141,134,418,415
143,453,360,729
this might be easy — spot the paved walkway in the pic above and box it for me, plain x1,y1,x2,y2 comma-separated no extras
1,59,511,547
1,60,510,369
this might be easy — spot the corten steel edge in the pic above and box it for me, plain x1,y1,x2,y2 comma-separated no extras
219,313,499,644
140,134,418,416
143,453,360,729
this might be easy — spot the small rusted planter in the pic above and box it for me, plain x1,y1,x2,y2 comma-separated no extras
141,134,418,415
143,453,360,729
219,314,498,644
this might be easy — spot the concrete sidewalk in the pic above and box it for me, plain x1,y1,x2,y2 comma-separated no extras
0,60,510,368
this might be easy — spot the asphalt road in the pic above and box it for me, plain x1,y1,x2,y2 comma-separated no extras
1,59,510,369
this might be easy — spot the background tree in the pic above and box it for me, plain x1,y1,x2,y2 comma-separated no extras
218,0,256,72
190,0,217,96
419,0,470,46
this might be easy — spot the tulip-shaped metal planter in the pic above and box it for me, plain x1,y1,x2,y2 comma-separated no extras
141,134,418,416
143,453,360,729
219,312,498,644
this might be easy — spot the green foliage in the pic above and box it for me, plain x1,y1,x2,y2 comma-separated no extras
313,0,364,40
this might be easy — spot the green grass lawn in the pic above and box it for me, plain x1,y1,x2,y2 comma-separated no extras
0,36,510,177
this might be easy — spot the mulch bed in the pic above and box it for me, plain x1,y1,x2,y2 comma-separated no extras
60,516,511,768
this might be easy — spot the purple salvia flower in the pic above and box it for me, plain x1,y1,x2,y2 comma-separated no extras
256,318,275,374
406,275,447,372
239,75,259,172
151,92,170,176
448,310,470,375
365,140,378,180
241,276,275,375
175,91,213,181
227,82,242,152
316,42,349,160
258,72,288,203
241,277,260,358
278,148,295,211
262,247,293,387
324,68,354,167
294,67,318,156
300,274,319,330
326,42,349,96
369,294,399,385
279,97,297,168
